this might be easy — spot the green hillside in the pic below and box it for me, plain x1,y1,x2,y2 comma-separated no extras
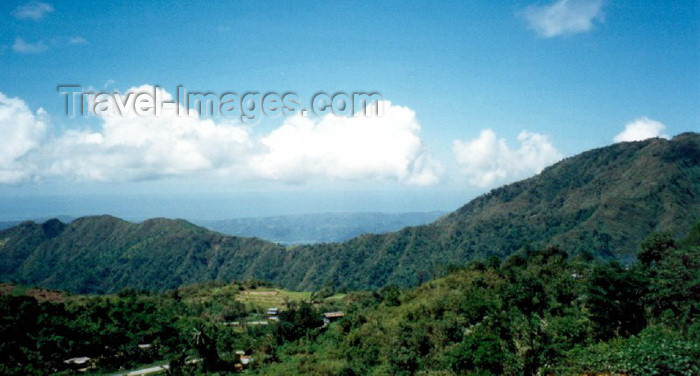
0,216,288,293
0,134,698,293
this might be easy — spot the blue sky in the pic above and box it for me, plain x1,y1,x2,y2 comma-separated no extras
0,0,698,220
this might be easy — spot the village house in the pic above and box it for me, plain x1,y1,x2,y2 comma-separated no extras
248,320,269,326
63,356,93,372
322,311,345,325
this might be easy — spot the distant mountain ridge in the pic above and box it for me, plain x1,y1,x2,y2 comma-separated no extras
0,212,445,246
0,216,74,231
195,211,446,244
0,133,698,293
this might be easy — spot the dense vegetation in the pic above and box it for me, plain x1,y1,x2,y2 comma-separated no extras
196,211,445,245
1,225,698,375
249,224,699,375
0,279,327,375
0,134,697,293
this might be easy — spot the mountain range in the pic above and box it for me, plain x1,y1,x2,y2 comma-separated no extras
0,133,697,293
0,212,446,246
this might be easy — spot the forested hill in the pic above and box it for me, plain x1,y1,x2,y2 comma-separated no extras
435,131,700,261
0,216,288,293
0,133,698,293
276,133,699,290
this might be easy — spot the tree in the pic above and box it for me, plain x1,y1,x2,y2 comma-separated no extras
638,232,676,266
585,262,647,339
276,301,323,342
448,327,505,375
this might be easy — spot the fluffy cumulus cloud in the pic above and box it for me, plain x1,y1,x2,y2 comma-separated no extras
0,88,441,186
453,129,562,188
251,101,441,185
523,0,605,37
40,85,253,182
613,117,669,143
0,93,47,183
12,1,54,20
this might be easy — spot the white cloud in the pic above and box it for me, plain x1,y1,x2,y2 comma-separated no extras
68,36,89,45
0,93,47,183
0,88,441,186
250,101,442,185
12,1,54,20
453,129,562,188
13,37,48,54
12,36,89,54
613,117,669,143
40,85,253,182
523,0,605,38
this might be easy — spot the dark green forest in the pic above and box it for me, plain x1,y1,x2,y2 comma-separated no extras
1,225,698,375
1,134,698,294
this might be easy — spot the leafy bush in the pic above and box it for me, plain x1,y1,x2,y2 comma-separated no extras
552,327,700,375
